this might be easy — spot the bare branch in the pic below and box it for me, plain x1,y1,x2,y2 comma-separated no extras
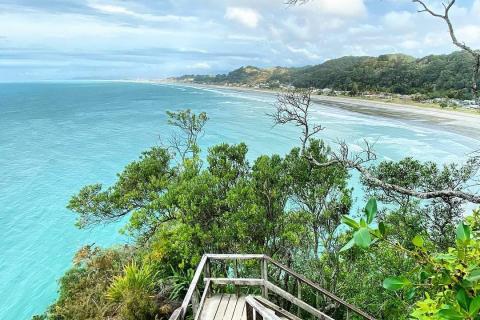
165,109,208,161
413,0,480,103
270,88,324,152
308,141,480,204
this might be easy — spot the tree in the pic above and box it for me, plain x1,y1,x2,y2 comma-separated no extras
286,0,480,104
413,0,480,105
270,88,323,153
308,140,480,205
364,157,475,249
68,147,175,231
165,109,208,161
285,140,352,297
341,199,480,320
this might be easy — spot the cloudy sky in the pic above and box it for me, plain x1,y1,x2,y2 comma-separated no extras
1,0,480,81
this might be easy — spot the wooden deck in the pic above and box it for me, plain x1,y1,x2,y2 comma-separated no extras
199,294,290,320
169,254,376,320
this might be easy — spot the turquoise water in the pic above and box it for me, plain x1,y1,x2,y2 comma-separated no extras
0,82,478,319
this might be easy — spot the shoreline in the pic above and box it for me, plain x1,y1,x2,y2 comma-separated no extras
174,82,480,139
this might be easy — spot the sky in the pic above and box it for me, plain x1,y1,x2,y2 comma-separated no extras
1,0,480,81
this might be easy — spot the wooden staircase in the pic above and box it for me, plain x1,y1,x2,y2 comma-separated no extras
169,254,375,320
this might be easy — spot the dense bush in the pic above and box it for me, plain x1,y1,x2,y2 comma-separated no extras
36,110,479,319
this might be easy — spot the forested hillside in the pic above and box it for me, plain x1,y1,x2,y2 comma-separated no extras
177,51,477,100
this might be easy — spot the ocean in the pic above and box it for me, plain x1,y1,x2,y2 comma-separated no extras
0,81,478,319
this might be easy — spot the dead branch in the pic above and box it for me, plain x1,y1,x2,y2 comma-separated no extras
270,88,324,152
413,0,479,103
308,141,480,204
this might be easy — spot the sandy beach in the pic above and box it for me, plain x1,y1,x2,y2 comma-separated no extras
179,83,480,139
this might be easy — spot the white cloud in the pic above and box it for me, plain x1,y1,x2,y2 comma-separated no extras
287,45,320,59
189,62,211,69
88,2,197,22
225,7,261,28
473,0,480,16
457,25,480,45
348,24,381,35
399,39,421,50
382,11,413,31
303,0,367,18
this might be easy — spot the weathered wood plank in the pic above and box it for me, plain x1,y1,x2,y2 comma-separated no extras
214,295,231,320
241,304,247,320
180,255,208,317
265,256,376,320
199,295,222,320
206,254,265,260
223,295,239,320
245,296,282,320
265,281,334,320
261,259,268,298
232,296,246,320
194,280,212,320
169,307,182,320
206,278,264,286
253,296,302,320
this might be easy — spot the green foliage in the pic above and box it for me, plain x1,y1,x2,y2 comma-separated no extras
382,277,411,291
107,261,158,320
342,199,480,320
363,157,476,249
167,267,195,301
68,147,173,230
166,109,208,160
107,261,157,302
42,108,480,320
182,51,478,99
37,246,132,319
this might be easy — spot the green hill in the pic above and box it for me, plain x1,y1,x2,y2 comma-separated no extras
177,51,477,100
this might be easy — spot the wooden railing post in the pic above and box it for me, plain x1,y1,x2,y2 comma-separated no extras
246,301,254,320
261,257,268,298
296,279,301,317
234,258,240,296
192,289,199,315
204,257,211,297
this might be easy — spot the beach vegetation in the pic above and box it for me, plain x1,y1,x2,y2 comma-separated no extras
35,108,480,320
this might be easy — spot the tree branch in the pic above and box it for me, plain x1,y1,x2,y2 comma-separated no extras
308,141,480,204
413,0,480,103
270,88,324,153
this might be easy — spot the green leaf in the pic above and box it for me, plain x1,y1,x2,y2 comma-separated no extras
378,221,386,236
437,307,465,320
456,288,471,312
456,222,471,242
341,215,359,230
419,271,430,283
360,218,367,228
383,277,411,291
469,296,480,316
353,228,372,249
406,287,416,300
365,198,377,224
340,238,355,252
434,253,457,262
412,235,424,248
467,269,480,283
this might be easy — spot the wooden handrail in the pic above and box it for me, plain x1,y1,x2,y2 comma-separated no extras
245,296,283,320
169,254,376,320
171,255,208,320
205,253,266,260
264,256,376,320
193,279,211,320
